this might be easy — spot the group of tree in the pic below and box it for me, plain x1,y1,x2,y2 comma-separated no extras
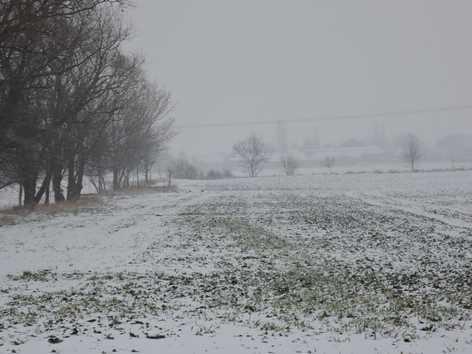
168,156,201,180
166,155,233,183
206,169,233,180
0,0,174,208
232,134,301,177
231,132,425,176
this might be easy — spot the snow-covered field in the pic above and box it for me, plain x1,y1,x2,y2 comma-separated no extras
1,171,472,353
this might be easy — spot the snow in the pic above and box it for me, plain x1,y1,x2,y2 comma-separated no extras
1,170,472,353
14,326,472,354
0,186,18,209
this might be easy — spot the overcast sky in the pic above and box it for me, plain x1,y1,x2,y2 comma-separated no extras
127,0,472,160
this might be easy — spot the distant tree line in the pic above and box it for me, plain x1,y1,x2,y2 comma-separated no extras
0,0,174,207
167,156,233,182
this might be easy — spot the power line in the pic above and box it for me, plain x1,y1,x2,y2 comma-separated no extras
177,103,472,129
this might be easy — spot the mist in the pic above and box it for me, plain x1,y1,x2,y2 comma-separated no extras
127,0,472,164
2,2,472,353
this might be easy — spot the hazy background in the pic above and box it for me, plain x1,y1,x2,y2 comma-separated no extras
127,0,472,162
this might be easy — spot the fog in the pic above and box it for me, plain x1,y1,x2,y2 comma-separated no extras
127,0,472,162
3,2,472,351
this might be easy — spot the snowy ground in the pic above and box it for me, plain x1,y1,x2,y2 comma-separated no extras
1,171,472,353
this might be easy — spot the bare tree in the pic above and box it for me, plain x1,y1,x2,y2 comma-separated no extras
281,155,299,176
402,133,422,171
233,134,271,177
321,156,335,169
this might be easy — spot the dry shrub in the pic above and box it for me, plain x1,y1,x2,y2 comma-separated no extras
0,214,17,226
0,194,101,218
33,195,101,215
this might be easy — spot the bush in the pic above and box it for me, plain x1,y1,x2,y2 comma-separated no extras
171,158,201,179
206,169,233,180
207,170,223,179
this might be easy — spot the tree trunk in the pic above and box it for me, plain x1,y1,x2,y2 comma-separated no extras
53,168,65,202
145,163,152,185
124,171,130,188
99,174,106,193
67,156,84,201
18,184,23,207
45,178,51,205
22,179,36,209
113,168,119,191
67,157,75,200
74,159,85,199
97,167,106,193
34,173,52,204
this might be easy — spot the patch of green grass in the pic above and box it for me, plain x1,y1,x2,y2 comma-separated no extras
8,270,55,282
193,216,289,251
